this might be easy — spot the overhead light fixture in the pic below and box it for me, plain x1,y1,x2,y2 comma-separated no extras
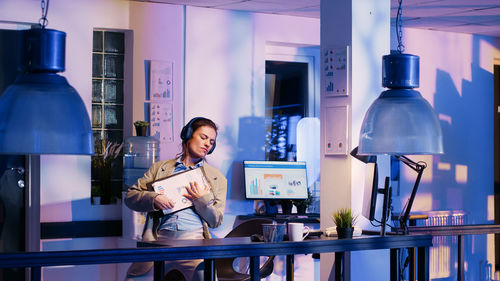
0,0,93,155
357,0,443,234
358,0,443,156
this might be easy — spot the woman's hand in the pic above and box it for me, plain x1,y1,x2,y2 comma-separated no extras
153,195,175,210
184,181,210,201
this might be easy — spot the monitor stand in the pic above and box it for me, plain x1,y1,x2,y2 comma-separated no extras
264,200,278,215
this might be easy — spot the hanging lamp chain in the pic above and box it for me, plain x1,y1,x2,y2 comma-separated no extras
396,0,405,53
39,0,50,28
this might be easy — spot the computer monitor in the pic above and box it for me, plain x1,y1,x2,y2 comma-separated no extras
362,162,379,221
243,160,308,200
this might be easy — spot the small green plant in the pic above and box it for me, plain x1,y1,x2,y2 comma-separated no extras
331,208,358,228
134,120,149,127
292,190,313,208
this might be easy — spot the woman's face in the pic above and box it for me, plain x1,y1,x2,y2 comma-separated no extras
186,125,217,160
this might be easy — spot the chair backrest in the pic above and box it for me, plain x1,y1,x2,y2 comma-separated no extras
225,218,275,238
216,218,276,281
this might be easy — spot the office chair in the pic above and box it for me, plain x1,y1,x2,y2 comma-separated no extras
216,218,276,281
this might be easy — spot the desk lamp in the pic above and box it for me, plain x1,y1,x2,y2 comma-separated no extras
358,0,443,235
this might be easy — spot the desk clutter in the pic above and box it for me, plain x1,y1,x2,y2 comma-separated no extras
250,225,362,242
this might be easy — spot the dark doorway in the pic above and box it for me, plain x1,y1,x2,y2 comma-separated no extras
265,61,308,161
0,28,27,281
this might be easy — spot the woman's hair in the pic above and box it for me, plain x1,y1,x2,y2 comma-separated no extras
177,117,218,160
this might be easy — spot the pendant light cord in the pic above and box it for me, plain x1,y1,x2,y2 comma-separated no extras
395,0,405,53
39,0,50,28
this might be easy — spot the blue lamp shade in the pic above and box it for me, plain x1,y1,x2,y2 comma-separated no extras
358,53,443,155
0,28,93,155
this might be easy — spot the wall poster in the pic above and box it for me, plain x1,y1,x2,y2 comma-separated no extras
150,102,173,143
146,60,174,143
150,60,173,102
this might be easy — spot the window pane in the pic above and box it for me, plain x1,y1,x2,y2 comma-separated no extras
92,79,103,102
104,32,124,54
104,80,123,104
104,105,123,129
104,54,124,78
92,104,102,128
111,157,123,180
105,130,123,145
93,131,104,155
93,31,103,52
92,54,103,77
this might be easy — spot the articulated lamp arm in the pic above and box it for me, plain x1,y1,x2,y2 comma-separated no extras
395,155,427,234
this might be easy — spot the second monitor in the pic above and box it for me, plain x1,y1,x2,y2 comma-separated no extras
244,160,308,200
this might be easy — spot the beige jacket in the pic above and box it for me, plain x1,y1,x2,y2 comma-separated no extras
124,159,227,241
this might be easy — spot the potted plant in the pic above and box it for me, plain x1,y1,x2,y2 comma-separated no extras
91,184,102,205
292,190,313,214
134,120,149,136
92,139,123,204
331,208,358,239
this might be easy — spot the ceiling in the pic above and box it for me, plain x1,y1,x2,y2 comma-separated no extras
132,0,500,37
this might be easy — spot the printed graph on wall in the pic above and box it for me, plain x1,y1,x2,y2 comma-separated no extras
145,60,174,144
150,102,173,143
150,60,173,102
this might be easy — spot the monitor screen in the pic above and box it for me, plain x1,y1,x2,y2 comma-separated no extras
244,160,308,200
361,162,378,221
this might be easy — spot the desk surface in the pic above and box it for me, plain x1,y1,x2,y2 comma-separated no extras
0,235,432,269
237,213,320,224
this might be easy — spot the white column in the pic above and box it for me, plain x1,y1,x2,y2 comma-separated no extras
319,0,390,280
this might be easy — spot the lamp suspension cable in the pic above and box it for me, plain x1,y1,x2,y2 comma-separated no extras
39,0,50,28
395,0,405,53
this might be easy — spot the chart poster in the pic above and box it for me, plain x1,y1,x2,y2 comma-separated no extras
150,60,173,102
150,102,174,143
322,46,349,97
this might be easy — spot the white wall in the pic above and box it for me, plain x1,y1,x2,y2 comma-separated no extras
320,0,391,280
129,2,185,160
185,6,320,237
398,27,500,279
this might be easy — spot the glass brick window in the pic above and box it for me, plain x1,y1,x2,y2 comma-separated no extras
91,30,125,204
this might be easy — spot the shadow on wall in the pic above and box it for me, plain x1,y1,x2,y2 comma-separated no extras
226,116,266,201
430,36,494,221
407,34,494,281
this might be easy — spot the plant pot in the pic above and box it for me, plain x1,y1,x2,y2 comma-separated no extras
92,196,101,205
336,227,354,239
135,125,148,136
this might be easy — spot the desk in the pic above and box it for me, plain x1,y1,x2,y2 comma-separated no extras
141,235,432,281
0,235,431,281
236,214,320,225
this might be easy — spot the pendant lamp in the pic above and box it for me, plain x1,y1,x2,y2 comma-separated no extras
0,27,93,155
357,0,443,234
358,52,443,155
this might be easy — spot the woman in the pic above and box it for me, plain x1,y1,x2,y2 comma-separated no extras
125,117,227,281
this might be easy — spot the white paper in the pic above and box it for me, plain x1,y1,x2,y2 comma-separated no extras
151,168,209,214
150,102,173,143
150,60,173,102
